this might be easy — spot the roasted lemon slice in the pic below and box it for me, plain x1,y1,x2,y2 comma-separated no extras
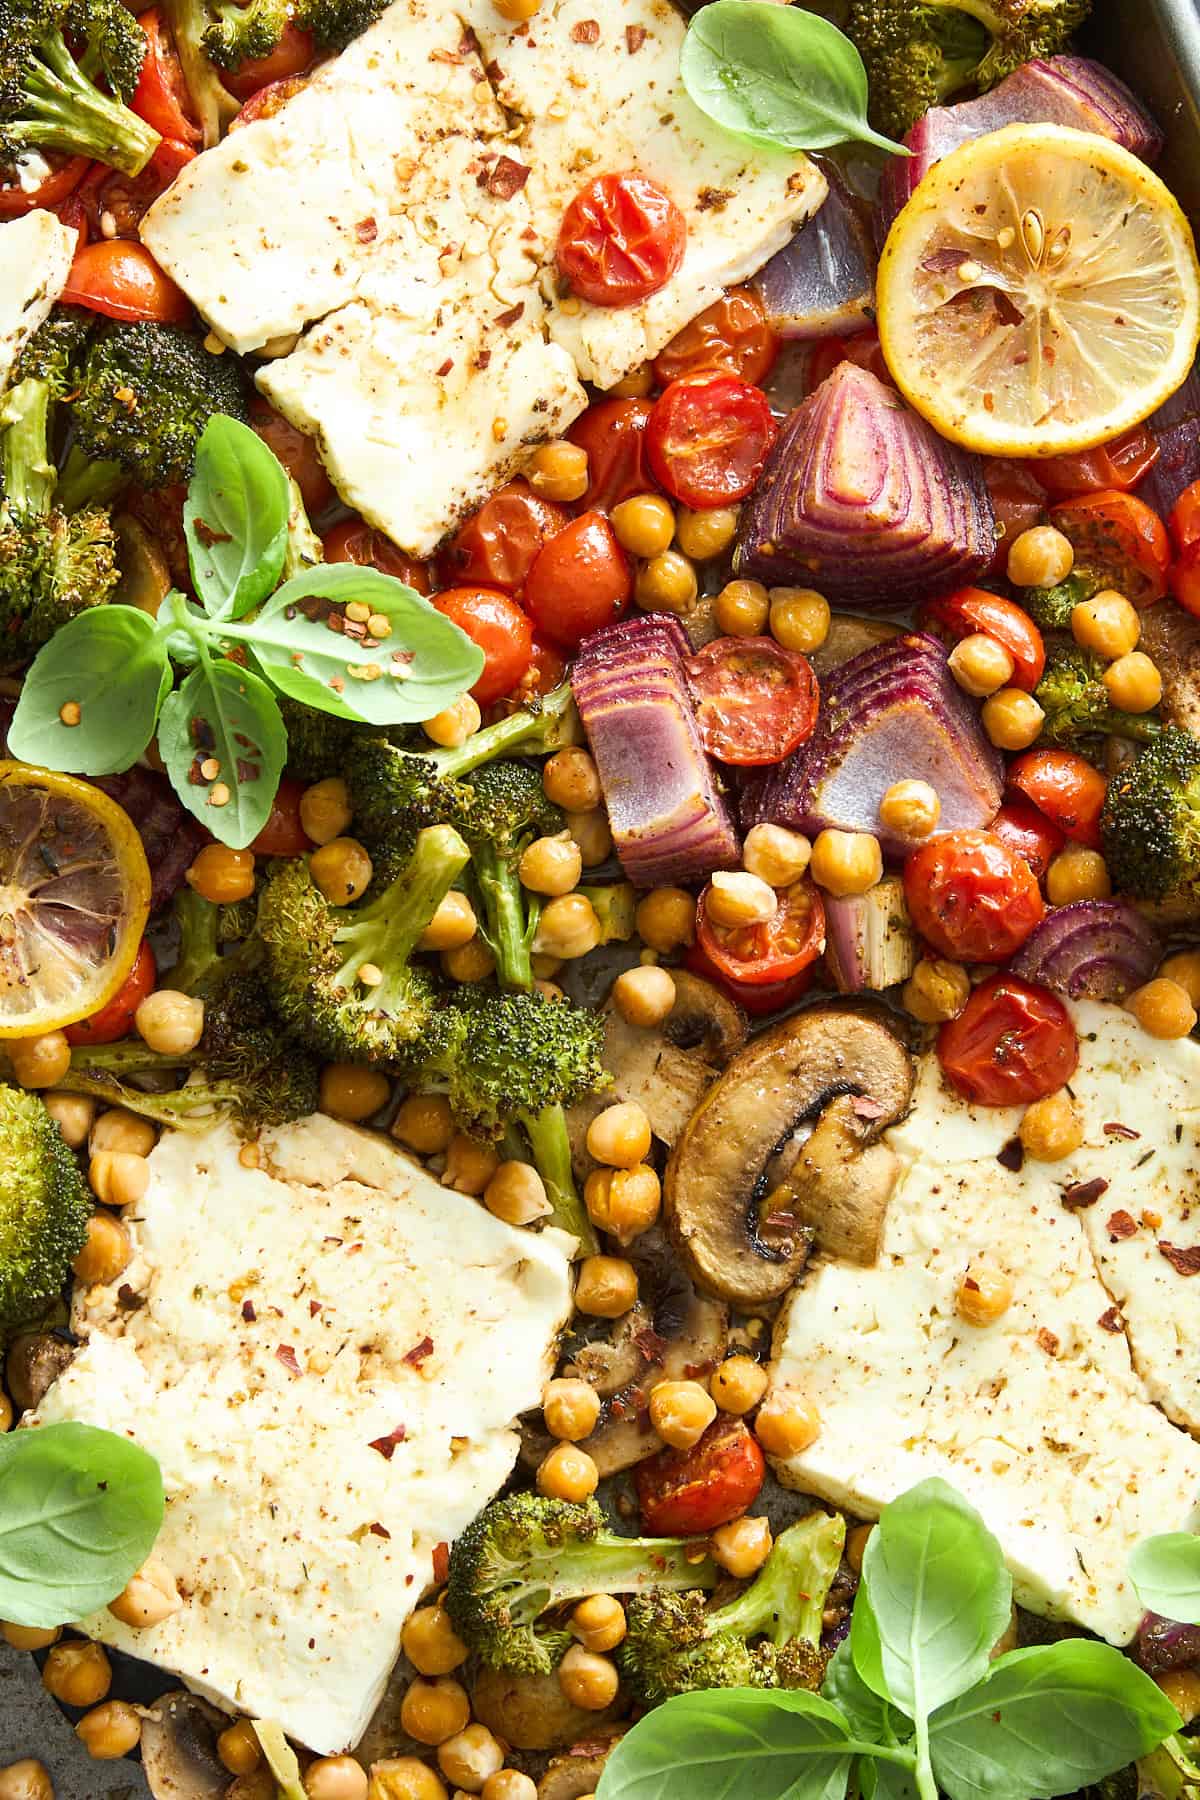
0,763,151,1039
877,123,1200,457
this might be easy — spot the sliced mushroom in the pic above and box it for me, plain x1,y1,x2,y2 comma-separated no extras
472,1666,626,1751
139,1690,230,1800
538,1733,627,1800
809,614,901,680
6,1333,73,1413
1138,599,1200,735
664,1007,913,1306
112,514,173,617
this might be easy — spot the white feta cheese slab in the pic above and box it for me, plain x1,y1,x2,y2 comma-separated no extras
33,1116,574,1754
0,211,76,392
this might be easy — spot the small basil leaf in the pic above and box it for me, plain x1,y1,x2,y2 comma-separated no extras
849,1584,892,1709
929,1641,1181,1800
158,659,287,849
1131,1535,1200,1626
824,1640,908,1744
596,1689,854,1800
8,607,171,775
185,414,290,620
0,1422,164,1629
681,1,905,155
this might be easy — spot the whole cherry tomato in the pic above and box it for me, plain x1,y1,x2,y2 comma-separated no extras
696,877,825,987
988,799,1064,884
249,397,332,515
635,1416,765,1536
438,480,569,595
653,287,778,388
647,375,776,509
920,588,1045,691
686,940,813,1016
323,517,429,591
568,399,656,513
229,72,311,129
132,10,200,144
433,587,534,705
1171,543,1200,618
250,777,310,856
65,939,157,1046
1032,425,1160,500
0,155,90,219
685,637,818,766
556,172,686,307
938,973,1079,1107
1050,491,1171,607
220,21,316,98
982,457,1048,577
1007,749,1108,849
82,139,195,239
523,511,631,649
1170,481,1200,554
62,240,191,324
904,830,1044,963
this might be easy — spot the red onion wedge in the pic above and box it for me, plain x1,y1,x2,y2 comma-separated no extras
733,362,995,608
1008,901,1160,1002
571,614,741,889
1139,356,1200,519
754,166,876,341
824,875,918,994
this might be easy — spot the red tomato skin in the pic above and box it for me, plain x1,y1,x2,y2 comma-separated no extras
433,587,534,705
557,172,686,308
322,517,429,591
685,942,813,1015
921,588,1045,691
653,287,778,388
685,637,818,767
438,481,570,595
250,777,311,856
695,879,825,988
989,800,1064,884
807,331,892,395
635,1416,765,1536
229,72,311,129
904,830,1045,964
0,155,91,219
1007,749,1108,850
65,939,158,1046
1170,480,1200,554
250,398,332,515
938,974,1079,1107
1032,426,1160,500
568,399,656,513
220,21,316,98
1171,541,1200,618
514,635,567,705
63,240,191,324
523,512,632,649
647,375,776,510
1049,491,1171,607
982,458,1048,576
132,10,200,144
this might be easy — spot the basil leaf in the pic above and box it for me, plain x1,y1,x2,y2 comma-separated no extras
824,1640,908,1744
859,1479,1012,1720
680,2,905,156
1132,1535,1200,1625
158,659,287,850
849,1585,891,1708
596,1689,854,1800
8,607,171,775
0,1422,164,1628
226,563,484,725
929,1641,1181,1800
185,414,291,621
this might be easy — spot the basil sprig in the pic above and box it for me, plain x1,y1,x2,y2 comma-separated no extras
1132,1534,1200,1625
598,1480,1180,1800
8,416,484,849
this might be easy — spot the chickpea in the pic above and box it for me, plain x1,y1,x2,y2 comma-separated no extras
544,747,602,814
1007,524,1074,588
742,823,811,888
809,829,882,898
715,579,770,637
41,1093,94,1149
492,0,541,21
769,587,830,653
948,632,1015,698
1071,590,1140,661
90,1107,156,1157
320,1064,390,1123
981,687,1045,752
401,1677,471,1747
587,1101,652,1169
1126,976,1198,1040
1157,1668,1200,1726
301,777,353,846
442,938,496,984
649,1379,717,1450
73,1211,131,1285
537,1441,599,1501
0,1763,53,1800
218,1720,263,1775
368,1760,448,1800
7,1031,70,1089
1158,950,1200,1006
310,838,374,905
135,989,204,1056
1104,650,1162,713
878,779,940,840
710,1355,768,1415
711,1515,773,1579
185,843,256,904
442,1134,500,1196
635,886,695,953
635,550,698,616
403,1605,468,1677
956,1264,1013,1326
89,1151,149,1210
902,958,970,1024
42,1639,111,1707
607,361,653,399
755,1395,821,1457
584,1164,661,1244
706,870,777,929
424,695,481,749
482,1777,535,1800
572,1594,627,1653
437,1725,504,1793
1046,844,1112,906
557,1645,619,1711
305,1758,369,1800
567,809,613,869
1019,1090,1083,1162
519,833,582,897
2,1622,59,1651
529,440,589,503
483,1160,551,1225
392,1093,454,1155
0,1395,11,1434
534,893,601,960
419,892,478,953
611,494,675,559
612,965,676,1029
676,506,738,563
543,1377,601,1442
75,1700,140,1760
846,1523,873,1574
574,1255,639,1318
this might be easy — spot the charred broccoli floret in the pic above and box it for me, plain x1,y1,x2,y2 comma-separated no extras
1018,571,1101,633
1100,726,1200,903
463,761,564,993
201,0,286,68
293,0,386,48
445,1494,718,1676
0,0,160,176
12,305,94,396
0,1085,90,1324
71,325,247,490
1035,642,1161,749
161,0,237,146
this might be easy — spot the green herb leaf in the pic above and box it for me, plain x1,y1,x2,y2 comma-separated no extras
1132,1535,1200,1626
825,1640,908,1745
929,1641,1182,1800
680,1,906,156
0,1422,164,1628
158,659,287,850
596,1689,856,1800
185,414,291,621
8,606,171,776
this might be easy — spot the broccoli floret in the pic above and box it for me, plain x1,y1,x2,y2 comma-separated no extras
0,0,160,176
12,305,95,397
292,0,386,48
461,761,565,993
445,1494,718,1676
1100,726,1200,903
844,0,1090,138
1035,642,1161,749
618,1512,844,1706
0,1085,89,1324
71,324,248,490
161,0,238,146
1134,1733,1200,1800
1018,571,1101,633
201,0,286,65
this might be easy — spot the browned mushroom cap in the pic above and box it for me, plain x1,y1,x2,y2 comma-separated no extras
472,1666,627,1751
139,1691,230,1799
809,614,901,680
6,1333,73,1414
538,1733,627,1800
664,1007,913,1306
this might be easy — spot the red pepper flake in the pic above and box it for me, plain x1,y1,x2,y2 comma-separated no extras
1106,1209,1138,1240
436,358,454,377
355,216,378,243
626,23,646,51
193,517,232,547
347,1241,363,1255
632,1327,668,1363
309,1300,322,1317
242,1299,256,1323
571,18,599,42
276,1344,302,1377
1062,1177,1108,1210
1103,1122,1140,1140
997,1137,1024,1172
494,301,525,328
404,1335,434,1367
485,156,531,200
432,1541,450,1583
1159,1240,1200,1276
1036,1328,1060,1357
368,1424,408,1459
1098,1306,1125,1333
369,1522,391,1538
323,1236,343,1246
476,348,492,370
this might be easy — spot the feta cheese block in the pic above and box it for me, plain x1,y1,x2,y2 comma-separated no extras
33,1116,574,1753
767,1000,1200,1645
0,211,76,391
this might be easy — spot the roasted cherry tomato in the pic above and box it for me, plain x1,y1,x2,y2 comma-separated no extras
653,287,778,388
1007,748,1108,849
1050,491,1171,607
685,940,812,1016
697,876,825,988
523,511,631,649
568,398,656,514
229,72,311,129
249,397,332,515
982,457,1048,576
0,154,91,219
806,329,891,394
685,637,818,766
82,139,195,239
1170,480,1200,554
433,587,534,706
132,9,200,144
938,973,1079,1107
513,635,567,705
65,938,157,1046
635,1416,765,1536
904,829,1044,963
988,799,1064,884
220,21,316,98
249,777,310,856
556,171,686,308
322,517,429,591
438,480,570,596
1031,425,1160,499
647,375,776,510
921,588,1045,691
1171,542,1200,618
62,240,191,324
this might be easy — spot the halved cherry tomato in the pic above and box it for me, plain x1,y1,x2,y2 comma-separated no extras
982,457,1048,576
647,375,776,510
653,287,778,388
635,1416,765,1536
510,636,567,706
433,588,534,706
249,397,332,515
132,10,200,145
697,877,825,988
938,973,1079,1107
1169,480,1200,554
1171,542,1200,618
523,511,631,649
568,399,656,513
250,777,310,856
323,517,429,591
229,72,311,129
1007,749,1108,849
65,938,157,1046
1032,425,1160,500
62,240,191,324
0,155,91,219
1050,491,1171,607
82,139,195,239
685,940,812,1016
904,830,1044,963
220,21,316,99
685,637,818,766
438,481,569,595
806,329,891,394
988,799,1064,884
920,588,1045,691
556,172,686,308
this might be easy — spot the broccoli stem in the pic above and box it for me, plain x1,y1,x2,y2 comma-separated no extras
519,1102,598,1255
427,682,579,780
474,845,537,992
515,1535,717,1622
55,444,128,512
0,380,55,517
162,0,240,147
170,890,221,995
18,37,160,174
707,1512,844,1648
332,824,470,1003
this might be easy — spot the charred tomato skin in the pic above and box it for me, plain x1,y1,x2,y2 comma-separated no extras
938,973,1079,1107
635,1415,766,1535
904,829,1045,964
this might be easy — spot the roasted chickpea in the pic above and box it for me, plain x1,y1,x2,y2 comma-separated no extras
584,1164,661,1244
401,1678,471,1747
1046,844,1112,905
218,1720,263,1775
75,1700,141,1760
305,1758,369,1800
574,1255,638,1318
571,1594,627,1653
492,0,541,22
529,440,589,503
902,958,970,1024
88,1150,149,1210
368,1759,448,1800
1157,1668,1200,1726
1019,1090,1083,1162
981,687,1045,752
649,1379,716,1450
301,778,353,846
1,1622,59,1651
635,550,698,616
543,1377,601,1442
107,1556,180,1628
483,1160,551,1225
948,632,1015,697
557,1645,619,1711
419,892,478,953
956,1263,1014,1326
1071,590,1140,660
537,1441,599,1501
0,1762,53,1800
611,964,676,1029
519,833,582,897
586,1101,652,1169
769,587,830,653
441,937,496,984
1126,977,1198,1039
320,1064,390,1123
809,829,882,898
635,887,695,953
543,747,602,814
185,843,256,904
42,1640,112,1707
482,1776,535,1800
135,989,204,1056
391,1094,454,1155
402,1606,468,1677
1104,651,1162,713
73,1211,131,1285
442,1134,500,1196
310,838,374,904
611,494,675,559
878,780,940,840
566,809,613,869
1006,524,1073,588
742,822,811,888
845,1524,873,1574
710,1355,768,1415
706,870,777,928
90,1108,156,1157
1159,950,1200,1005
755,1395,820,1457
437,1725,504,1793
7,1031,70,1089
711,1515,772,1579
715,579,770,637
533,893,601,960
41,1093,94,1149
676,506,738,563
424,695,481,749
0,1395,11,1434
